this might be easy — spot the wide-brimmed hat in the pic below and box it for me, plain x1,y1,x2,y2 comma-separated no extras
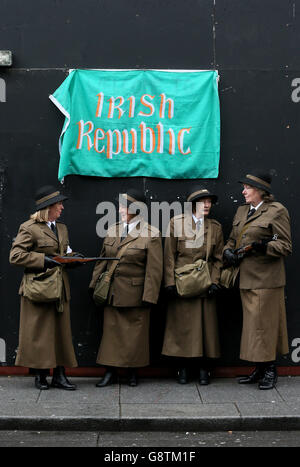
35,185,68,211
186,185,218,204
238,171,272,193
118,188,146,206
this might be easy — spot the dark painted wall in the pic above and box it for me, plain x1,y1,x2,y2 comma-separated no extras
1,0,299,367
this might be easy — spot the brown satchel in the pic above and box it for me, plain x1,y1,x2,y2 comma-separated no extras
93,241,131,306
23,223,65,311
23,266,63,303
174,220,212,298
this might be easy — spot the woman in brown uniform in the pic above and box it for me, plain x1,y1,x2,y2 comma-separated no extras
89,189,163,387
223,171,292,389
9,186,78,390
162,186,223,385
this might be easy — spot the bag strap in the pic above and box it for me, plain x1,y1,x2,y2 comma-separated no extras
105,239,132,280
205,219,211,262
235,222,251,249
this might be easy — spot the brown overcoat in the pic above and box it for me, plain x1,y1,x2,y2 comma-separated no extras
162,215,223,358
90,219,163,367
224,201,292,361
9,219,77,369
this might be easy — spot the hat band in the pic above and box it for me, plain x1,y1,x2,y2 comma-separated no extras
187,189,210,202
36,191,60,206
246,175,271,190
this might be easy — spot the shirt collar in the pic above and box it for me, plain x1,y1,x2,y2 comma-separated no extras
192,214,203,224
46,220,56,228
250,201,264,211
123,219,140,233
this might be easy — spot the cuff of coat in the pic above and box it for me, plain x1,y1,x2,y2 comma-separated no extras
142,295,157,305
164,281,176,288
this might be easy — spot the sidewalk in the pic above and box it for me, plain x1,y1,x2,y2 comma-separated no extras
0,375,300,432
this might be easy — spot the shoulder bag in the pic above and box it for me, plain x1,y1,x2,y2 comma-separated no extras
93,241,131,306
174,220,212,298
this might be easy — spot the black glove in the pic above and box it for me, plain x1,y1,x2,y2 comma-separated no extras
223,249,239,267
44,256,61,269
165,285,178,299
251,240,268,254
208,283,221,297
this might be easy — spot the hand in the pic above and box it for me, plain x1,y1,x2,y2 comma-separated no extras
208,283,221,297
223,249,239,267
251,240,268,254
72,252,85,258
165,285,178,299
44,256,61,269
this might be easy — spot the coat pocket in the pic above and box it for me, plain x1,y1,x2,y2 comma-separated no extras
126,245,147,261
36,239,57,254
131,277,145,286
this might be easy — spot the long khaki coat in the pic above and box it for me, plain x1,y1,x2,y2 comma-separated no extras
9,219,77,369
90,219,163,367
162,215,223,358
224,201,292,361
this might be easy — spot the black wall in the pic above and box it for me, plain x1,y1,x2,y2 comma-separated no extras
1,0,299,368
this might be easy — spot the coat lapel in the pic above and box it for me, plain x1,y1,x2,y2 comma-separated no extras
118,218,144,248
244,203,268,225
39,222,58,242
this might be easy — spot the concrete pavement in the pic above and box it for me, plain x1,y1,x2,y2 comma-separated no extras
0,375,300,432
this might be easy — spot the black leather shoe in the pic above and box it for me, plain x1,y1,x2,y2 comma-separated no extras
238,366,264,384
177,368,188,384
128,369,138,387
51,366,76,390
199,368,210,385
258,364,277,390
34,371,49,390
96,370,115,387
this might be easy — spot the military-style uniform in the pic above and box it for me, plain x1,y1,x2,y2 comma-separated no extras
9,219,78,369
90,219,163,368
162,214,223,358
224,201,292,362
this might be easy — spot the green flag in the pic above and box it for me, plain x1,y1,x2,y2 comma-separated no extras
49,69,220,181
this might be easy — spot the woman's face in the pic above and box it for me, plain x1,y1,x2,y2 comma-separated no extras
119,203,136,223
194,197,212,217
242,184,263,206
48,201,64,222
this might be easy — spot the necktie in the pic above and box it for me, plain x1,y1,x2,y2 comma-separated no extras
120,224,129,240
51,222,58,238
196,220,202,231
247,208,256,219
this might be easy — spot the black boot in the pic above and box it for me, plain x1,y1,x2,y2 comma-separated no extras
51,366,76,390
199,368,210,385
128,369,138,387
34,369,49,390
238,364,265,384
258,363,278,390
96,368,116,387
177,368,188,384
